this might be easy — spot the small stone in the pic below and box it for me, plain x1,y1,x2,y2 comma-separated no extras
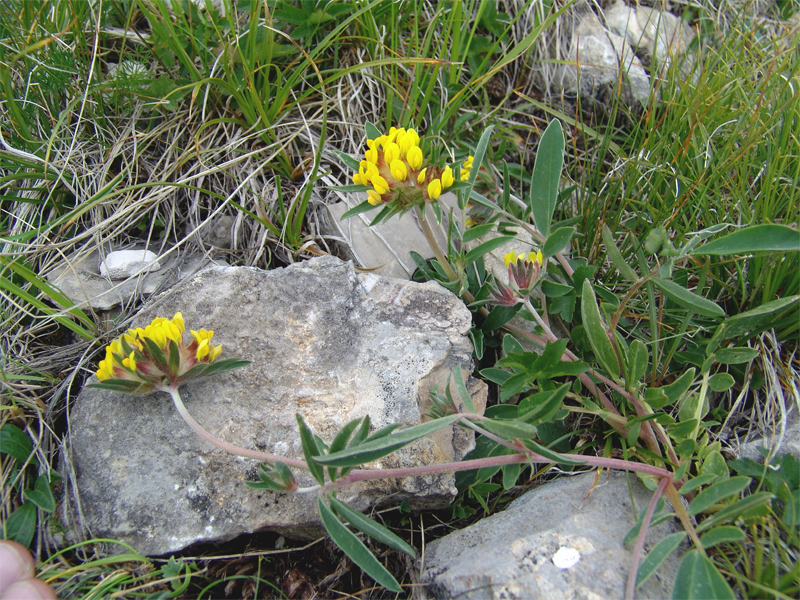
100,250,161,280
552,546,581,569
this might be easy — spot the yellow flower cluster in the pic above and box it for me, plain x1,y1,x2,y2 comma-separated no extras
503,249,544,268
96,313,222,385
352,127,473,208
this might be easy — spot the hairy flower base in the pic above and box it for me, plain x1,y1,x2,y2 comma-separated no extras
491,250,545,306
92,313,245,394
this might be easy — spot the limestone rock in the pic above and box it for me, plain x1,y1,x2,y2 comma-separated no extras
46,249,225,311
419,471,682,599
555,12,651,108
100,249,161,279
324,193,462,280
63,257,486,556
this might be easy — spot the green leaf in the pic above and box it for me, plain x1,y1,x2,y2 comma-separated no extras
328,184,371,193
542,226,575,258
502,462,522,490
679,474,719,496
318,497,402,593
364,122,381,140
463,236,515,264
711,347,759,364
315,415,461,467
329,496,416,557
529,119,565,238
652,278,725,318
331,149,361,172
689,476,751,516
644,368,696,410
708,372,735,392
541,280,572,297
518,383,569,425
695,492,774,533
625,339,649,387
189,358,250,379
87,379,147,394
581,280,621,379
341,200,377,220
22,475,55,513
671,550,736,599
693,224,800,255
327,418,363,481
522,439,587,465
700,525,746,549
467,125,494,188
0,423,35,465
636,532,686,588
452,369,476,414
709,295,800,349
477,418,539,441
296,414,325,485
462,222,496,243
5,503,37,547
602,224,638,281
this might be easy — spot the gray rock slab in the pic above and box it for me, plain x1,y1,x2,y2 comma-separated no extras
325,193,462,280
63,256,486,556
419,470,681,599
555,12,651,108
46,249,227,312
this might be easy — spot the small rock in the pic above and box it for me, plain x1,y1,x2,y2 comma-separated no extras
420,471,682,599
100,249,161,280
63,257,486,556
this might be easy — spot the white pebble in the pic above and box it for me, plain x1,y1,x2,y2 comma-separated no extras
100,250,161,280
552,546,581,569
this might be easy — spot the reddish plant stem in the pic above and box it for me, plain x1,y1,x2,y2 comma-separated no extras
625,476,669,600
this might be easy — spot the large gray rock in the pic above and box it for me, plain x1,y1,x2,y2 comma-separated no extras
554,12,651,108
62,257,485,556
419,471,681,599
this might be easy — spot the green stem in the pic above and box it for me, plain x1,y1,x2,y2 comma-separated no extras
414,204,459,282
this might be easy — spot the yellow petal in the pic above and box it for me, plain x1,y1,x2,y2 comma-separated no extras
417,168,427,184
441,166,454,189
367,189,383,205
390,159,407,182
427,179,442,200
406,146,423,170
384,142,400,165
372,175,390,195
172,312,185,333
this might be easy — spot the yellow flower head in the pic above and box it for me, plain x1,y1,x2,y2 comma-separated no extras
94,313,230,393
461,155,474,180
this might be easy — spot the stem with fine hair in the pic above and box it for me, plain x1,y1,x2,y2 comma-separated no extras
167,386,307,468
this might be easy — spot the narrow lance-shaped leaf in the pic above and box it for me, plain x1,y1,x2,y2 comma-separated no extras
318,497,403,593
636,532,686,588
542,226,575,258
452,368,476,413
467,125,494,188
602,224,638,281
529,119,565,238
652,278,725,318
688,476,752,516
692,224,800,255
581,280,621,380
296,414,325,485
315,414,462,467
329,496,416,557
463,236,515,264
